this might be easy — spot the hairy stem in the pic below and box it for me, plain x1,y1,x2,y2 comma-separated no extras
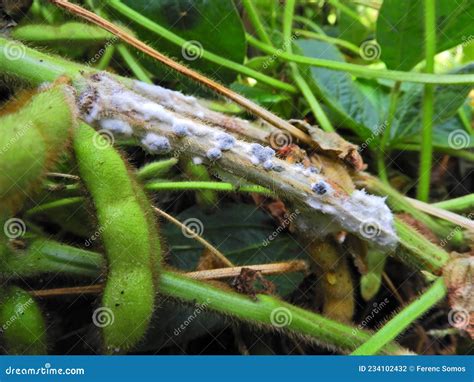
352,278,446,355
417,0,436,201
247,35,474,84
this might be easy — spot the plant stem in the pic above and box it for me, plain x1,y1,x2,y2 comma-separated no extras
394,218,449,274
417,0,436,202
283,0,335,132
116,44,153,84
246,35,474,85
356,173,465,247
1,238,103,278
378,81,401,183
25,197,83,215
293,15,326,35
162,271,404,354
242,0,273,46
95,44,115,70
0,37,86,84
351,278,446,355
327,0,370,28
392,143,474,162
294,29,360,55
11,238,405,353
152,206,234,268
11,22,113,43
136,158,178,180
107,0,296,93
432,194,474,213
145,181,273,195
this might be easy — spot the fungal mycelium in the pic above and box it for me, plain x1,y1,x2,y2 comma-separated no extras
76,72,398,249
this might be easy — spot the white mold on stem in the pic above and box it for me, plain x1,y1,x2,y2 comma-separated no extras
77,73,398,249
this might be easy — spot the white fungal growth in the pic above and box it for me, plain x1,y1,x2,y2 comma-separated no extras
133,80,197,106
172,119,192,137
141,133,171,154
77,72,398,249
214,132,236,151
263,160,274,171
99,119,133,136
133,102,174,124
206,148,222,161
249,143,275,165
310,181,332,196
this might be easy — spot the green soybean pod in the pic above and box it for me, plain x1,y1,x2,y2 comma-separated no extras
0,84,75,213
0,286,47,354
73,123,161,353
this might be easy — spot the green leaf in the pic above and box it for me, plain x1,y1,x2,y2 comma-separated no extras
163,203,306,297
389,63,474,145
295,39,381,140
117,0,246,84
336,2,369,45
230,83,291,106
377,0,474,70
432,111,474,149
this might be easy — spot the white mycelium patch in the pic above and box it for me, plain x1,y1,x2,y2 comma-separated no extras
99,118,133,136
214,133,235,151
206,147,222,160
192,157,203,165
141,133,171,154
172,119,192,137
77,73,398,249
